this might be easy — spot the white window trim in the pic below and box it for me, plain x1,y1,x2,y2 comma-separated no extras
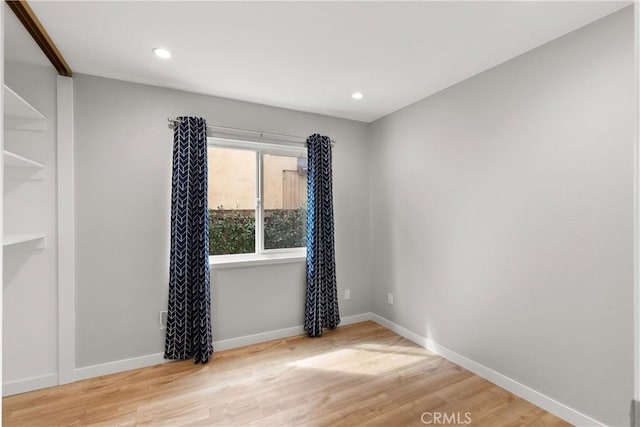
209,248,306,269
208,137,307,267
209,137,306,158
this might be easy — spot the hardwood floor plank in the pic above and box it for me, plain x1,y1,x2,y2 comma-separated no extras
3,321,570,426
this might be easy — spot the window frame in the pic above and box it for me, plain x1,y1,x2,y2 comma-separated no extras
207,137,307,268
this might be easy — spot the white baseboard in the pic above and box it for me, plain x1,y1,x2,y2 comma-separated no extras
73,312,372,381
339,312,373,325
214,325,305,351
215,312,371,350
3,374,58,396
368,313,605,427
75,352,168,381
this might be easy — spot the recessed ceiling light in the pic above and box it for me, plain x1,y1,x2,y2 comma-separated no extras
352,92,364,100
153,48,172,59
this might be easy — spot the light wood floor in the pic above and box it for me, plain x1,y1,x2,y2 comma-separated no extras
3,321,570,426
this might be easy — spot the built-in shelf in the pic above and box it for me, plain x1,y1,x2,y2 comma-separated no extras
3,86,48,251
3,234,46,247
4,150,44,169
4,85,46,132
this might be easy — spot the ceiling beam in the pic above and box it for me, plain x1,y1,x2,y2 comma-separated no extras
5,0,72,77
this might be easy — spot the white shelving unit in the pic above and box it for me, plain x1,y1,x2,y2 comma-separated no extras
4,150,45,169
3,234,45,247
3,84,47,249
4,85,46,132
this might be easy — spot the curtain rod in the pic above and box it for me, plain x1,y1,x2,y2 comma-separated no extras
167,118,336,145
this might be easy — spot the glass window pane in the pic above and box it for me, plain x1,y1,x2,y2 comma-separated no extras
263,153,307,250
208,146,256,255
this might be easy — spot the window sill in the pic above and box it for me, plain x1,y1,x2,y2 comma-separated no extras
210,251,306,269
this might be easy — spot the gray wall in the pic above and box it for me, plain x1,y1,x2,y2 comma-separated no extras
369,7,634,426
73,75,371,367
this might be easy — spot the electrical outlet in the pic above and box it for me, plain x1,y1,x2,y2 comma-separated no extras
160,310,168,329
344,289,351,300
387,292,394,305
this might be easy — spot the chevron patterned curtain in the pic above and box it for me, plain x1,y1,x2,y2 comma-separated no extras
165,116,213,363
304,134,340,337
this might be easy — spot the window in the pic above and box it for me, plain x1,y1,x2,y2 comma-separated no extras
208,139,307,259
208,146,256,255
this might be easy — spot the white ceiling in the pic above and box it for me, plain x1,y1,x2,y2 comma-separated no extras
5,1,631,122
